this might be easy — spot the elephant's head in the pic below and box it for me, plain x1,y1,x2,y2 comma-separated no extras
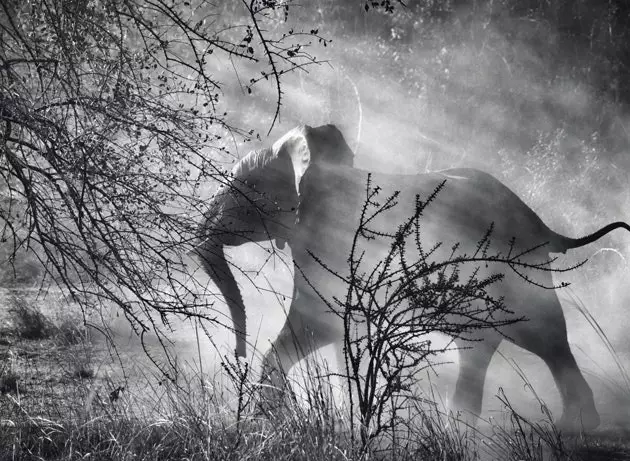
196,124,354,357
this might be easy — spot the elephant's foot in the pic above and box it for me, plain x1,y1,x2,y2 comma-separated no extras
446,407,482,432
557,404,600,433
256,367,291,416
449,391,483,429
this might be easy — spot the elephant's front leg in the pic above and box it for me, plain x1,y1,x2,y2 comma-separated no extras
259,279,338,404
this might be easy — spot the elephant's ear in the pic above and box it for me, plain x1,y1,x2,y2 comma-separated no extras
272,124,354,197
217,124,353,247
272,126,311,197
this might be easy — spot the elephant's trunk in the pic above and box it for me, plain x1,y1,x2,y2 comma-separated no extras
196,241,247,357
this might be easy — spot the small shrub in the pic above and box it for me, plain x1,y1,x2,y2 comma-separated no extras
60,338,96,382
0,370,19,394
74,365,95,380
9,295,53,340
56,318,89,346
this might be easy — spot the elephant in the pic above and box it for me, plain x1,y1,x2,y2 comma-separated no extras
196,124,630,430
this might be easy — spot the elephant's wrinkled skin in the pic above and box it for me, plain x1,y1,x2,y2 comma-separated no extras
196,124,629,430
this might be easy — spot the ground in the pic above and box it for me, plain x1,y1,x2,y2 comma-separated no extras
3,288,630,460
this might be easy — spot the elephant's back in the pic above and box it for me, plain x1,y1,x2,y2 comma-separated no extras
361,167,557,253
427,168,556,252
295,164,559,264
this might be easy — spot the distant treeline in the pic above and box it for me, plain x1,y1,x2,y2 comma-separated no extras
311,0,630,105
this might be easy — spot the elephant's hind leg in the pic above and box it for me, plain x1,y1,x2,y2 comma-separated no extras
524,335,599,431
516,292,599,431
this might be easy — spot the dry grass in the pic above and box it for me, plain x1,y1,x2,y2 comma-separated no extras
9,294,54,340
1,297,630,460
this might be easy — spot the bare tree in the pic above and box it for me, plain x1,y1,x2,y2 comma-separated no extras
0,0,325,373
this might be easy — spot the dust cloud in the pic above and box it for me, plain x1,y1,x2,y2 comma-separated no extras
99,2,630,427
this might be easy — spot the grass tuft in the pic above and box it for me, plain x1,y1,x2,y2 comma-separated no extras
9,295,54,340
56,317,89,346
74,365,95,379
0,370,19,394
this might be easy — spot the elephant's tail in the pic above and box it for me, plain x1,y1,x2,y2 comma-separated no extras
552,221,630,253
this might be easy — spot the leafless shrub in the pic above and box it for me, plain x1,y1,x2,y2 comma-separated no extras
310,175,572,451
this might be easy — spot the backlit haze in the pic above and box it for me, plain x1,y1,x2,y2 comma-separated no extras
96,1,630,427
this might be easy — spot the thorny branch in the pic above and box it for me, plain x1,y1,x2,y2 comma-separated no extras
0,0,325,375
306,175,581,447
